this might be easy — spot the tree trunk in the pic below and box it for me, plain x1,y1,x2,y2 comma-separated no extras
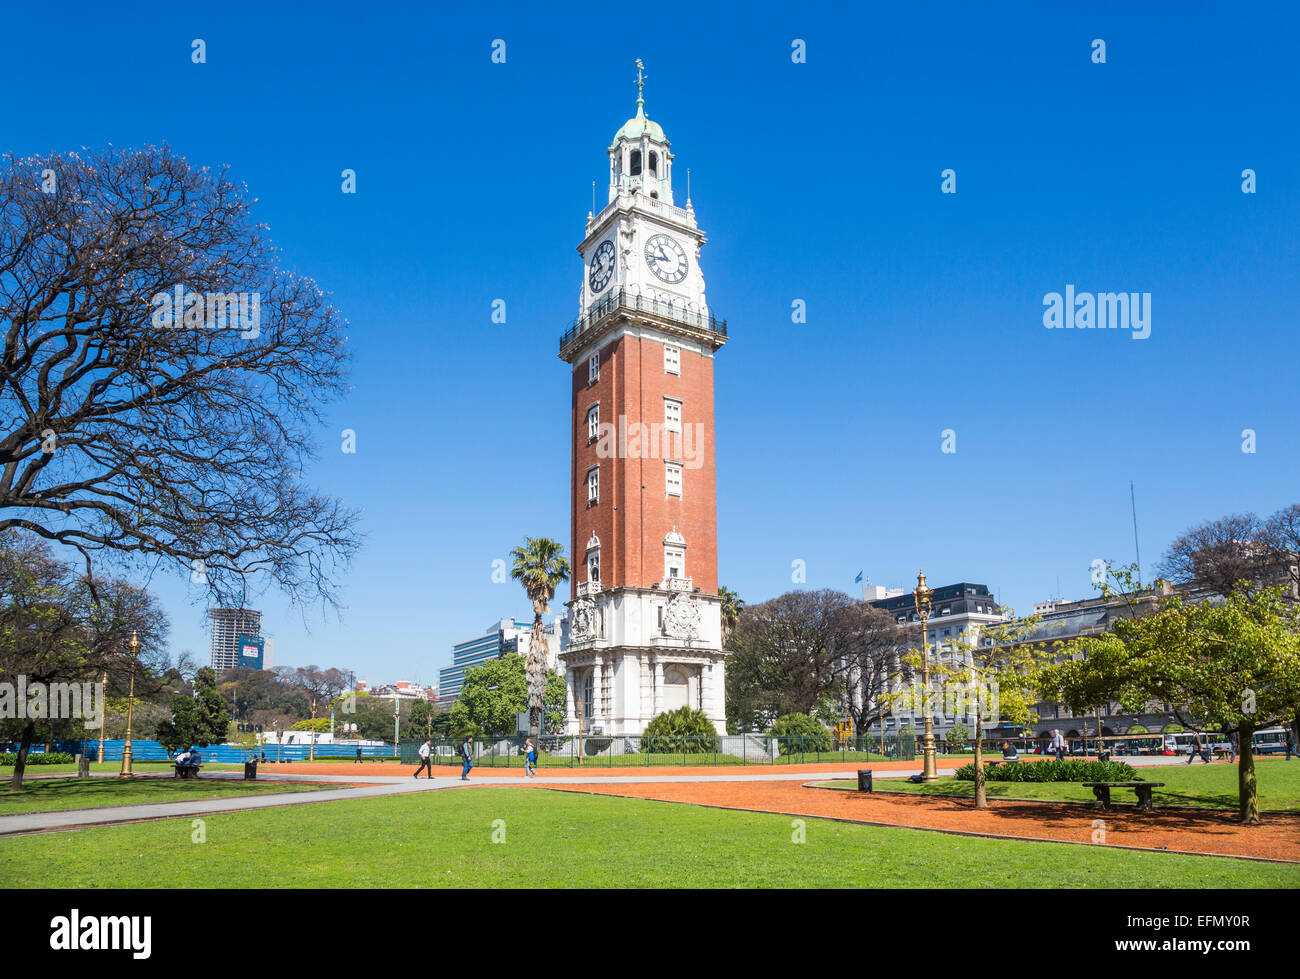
9,719,36,791
972,696,987,809
1238,721,1258,824
526,601,548,741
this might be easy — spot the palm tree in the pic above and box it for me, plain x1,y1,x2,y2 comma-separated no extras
718,586,744,645
510,537,570,740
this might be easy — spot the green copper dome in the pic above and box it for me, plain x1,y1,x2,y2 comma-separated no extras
612,103,667,145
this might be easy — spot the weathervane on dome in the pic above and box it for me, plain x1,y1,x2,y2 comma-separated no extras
634,58,646,112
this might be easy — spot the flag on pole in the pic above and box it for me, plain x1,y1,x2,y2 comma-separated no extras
854,571,863,584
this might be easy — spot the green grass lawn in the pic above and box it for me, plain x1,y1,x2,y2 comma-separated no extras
0,787,1294,888
0,776,327,814
818,758,1300,811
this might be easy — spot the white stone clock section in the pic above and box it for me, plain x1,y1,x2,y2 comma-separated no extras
579,209,708,318
563,582,727,736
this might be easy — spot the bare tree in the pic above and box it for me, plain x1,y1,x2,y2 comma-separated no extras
828,602,910,733
0,146,360,609
1263,504,1300,601
1156,513,1281,598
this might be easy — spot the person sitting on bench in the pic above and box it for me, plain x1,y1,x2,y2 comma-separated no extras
1000,741,1021,762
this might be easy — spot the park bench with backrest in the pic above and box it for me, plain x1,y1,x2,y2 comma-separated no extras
173,752,202,779
1082,781,1164,811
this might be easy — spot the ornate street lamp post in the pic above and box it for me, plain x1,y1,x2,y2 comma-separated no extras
97,670,107,764
913,571,938,782
119,630,140,778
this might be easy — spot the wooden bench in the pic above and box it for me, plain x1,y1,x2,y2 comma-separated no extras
173,763,202,780
1082,781,1164,811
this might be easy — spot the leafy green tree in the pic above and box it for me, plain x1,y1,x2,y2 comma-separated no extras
945,722,972,750
510,537,569,743
1043,581,1300,823
404,699,437,741
450,653,564,737
767,712,832,754
0,532,168,788
155,667,230,752
641,706,719,753
923,609,1047,809
289,717,332,733
724,589,854,731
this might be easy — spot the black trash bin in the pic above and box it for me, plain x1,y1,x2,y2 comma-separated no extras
857,769,873,792
243,761,258,780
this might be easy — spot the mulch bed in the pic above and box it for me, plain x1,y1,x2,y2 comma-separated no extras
546,780,1300,863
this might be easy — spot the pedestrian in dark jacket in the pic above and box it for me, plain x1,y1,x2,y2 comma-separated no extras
1187,731,1209,764
460,736,474,780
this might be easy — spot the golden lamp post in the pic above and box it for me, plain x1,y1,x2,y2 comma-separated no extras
97,670,107,764
118,630,140,778
913,571,939,782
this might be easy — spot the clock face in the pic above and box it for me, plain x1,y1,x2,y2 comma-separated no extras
588,240,615,293
644,234,688,283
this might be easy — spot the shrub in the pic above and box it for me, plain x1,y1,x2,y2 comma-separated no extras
641,707,719,754
0,752,75,766
767,713,833,754
1125,724,1148,735
953,760,1138,783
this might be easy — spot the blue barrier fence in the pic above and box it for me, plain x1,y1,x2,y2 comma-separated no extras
2,739,399,763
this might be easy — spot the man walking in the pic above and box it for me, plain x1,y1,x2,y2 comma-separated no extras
413,739,432,779
522,737,537,778
1286,727,1296,761
460,735,474,780
1187,730,1209,764
1050,729,1066,763
1228,730,1239,764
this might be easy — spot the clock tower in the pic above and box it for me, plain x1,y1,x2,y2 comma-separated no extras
558,62,730,737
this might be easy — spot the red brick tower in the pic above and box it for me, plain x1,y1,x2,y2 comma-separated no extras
558,64,729,735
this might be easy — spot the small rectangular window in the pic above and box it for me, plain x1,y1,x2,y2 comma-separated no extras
664,345,680,374
587,404,599,442
664,547,685,579
665,462,682,496
588,352,600,383
664,399,682,432
587,467,599,504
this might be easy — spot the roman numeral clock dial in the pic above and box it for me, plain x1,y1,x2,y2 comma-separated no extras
644,233,688,284
588,239,615,293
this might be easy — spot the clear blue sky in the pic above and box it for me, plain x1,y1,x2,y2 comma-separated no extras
7,2,1298,686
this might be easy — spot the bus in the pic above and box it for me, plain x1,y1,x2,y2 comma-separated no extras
1163,731,1229,755
1253,728,1291,754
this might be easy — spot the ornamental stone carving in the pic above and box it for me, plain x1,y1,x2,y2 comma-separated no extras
662,591,701,639
571,597,597,642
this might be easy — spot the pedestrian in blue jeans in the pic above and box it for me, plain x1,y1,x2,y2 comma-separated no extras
522,738,538,777
459,736,474,780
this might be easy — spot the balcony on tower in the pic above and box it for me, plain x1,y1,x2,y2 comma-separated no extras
559,287,726,362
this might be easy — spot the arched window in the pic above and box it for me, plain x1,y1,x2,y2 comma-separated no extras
629,150,642,176
648,151,658,176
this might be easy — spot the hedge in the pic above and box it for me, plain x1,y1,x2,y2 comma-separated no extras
954,760,1138,783
0,752,76,766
